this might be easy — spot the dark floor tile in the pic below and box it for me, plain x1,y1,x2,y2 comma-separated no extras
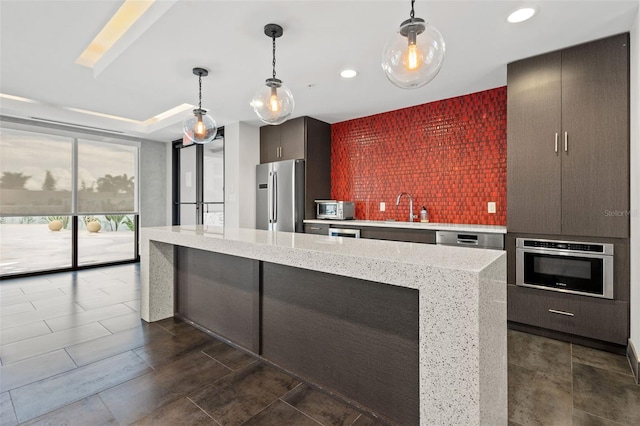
153,317,191,334
1,391,18,426
66,323,172,366
572,344,634,377
202,340,256,371
19,395,118,426
10,350,151,423
45,303,135,332
283,384,361,426
351,413,387,426
507,329,572,381
190,362,300,426
0,349,76,392
0,303,84,330
99,350,231,425
0,320,51,345
100,312,146,333
130,397,217,426
573,363,640,425
242,400,320,426
0,322,111,364
133,325,215,368
573,409,624,426
0,288,65,307
507,363,572,426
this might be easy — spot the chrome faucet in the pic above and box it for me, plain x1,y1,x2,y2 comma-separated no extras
396,192,415,222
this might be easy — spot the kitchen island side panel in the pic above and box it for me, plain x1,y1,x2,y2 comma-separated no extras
176,247,260,352
261,262,419,425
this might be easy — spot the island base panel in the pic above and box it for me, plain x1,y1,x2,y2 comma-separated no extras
261,262,419,426
176,247,260,353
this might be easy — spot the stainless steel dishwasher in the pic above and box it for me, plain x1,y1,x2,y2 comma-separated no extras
436,230,504,250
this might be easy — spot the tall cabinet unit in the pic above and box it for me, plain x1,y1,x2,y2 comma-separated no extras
506,33,630,348
260,116,331,221
507,33,630,238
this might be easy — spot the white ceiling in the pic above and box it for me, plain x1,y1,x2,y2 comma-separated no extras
1,0,638,142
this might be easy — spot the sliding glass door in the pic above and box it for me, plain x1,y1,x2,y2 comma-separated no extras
173,130,224,226
0,127,139,277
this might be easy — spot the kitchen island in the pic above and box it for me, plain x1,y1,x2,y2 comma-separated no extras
140,225,507,425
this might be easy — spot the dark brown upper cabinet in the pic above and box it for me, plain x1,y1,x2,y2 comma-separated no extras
260,116,332,220
507,33,630,238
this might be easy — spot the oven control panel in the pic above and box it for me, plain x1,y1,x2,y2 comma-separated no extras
521,240,604,253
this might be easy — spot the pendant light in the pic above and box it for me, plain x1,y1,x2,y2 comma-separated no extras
251,24,294,125
183,67,217,144
382,0,445,89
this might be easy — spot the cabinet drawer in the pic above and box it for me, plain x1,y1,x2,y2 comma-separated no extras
508,285,628,345
360,227,435,244
304,224,330,235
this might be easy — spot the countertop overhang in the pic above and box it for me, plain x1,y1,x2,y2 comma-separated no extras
303,219,507,234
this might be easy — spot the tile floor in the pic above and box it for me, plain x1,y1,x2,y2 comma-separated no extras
0,264,638,425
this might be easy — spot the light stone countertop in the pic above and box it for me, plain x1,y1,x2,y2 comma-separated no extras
303,219,507,234
140,225,505,289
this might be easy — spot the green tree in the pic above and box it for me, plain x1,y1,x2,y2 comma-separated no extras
97,174,134,194
0,172,31,189
42,170,57,191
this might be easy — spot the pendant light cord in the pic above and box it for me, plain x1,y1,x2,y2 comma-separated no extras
198,73,203,109
271,32,277,79
410,0,415,19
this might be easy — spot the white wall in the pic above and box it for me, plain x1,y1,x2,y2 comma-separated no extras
630,7,640,361
224,122,260,228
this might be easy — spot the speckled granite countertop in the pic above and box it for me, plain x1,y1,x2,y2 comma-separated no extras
303,219,507,234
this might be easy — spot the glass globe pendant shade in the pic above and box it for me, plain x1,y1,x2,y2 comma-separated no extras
183,108,217,144
382,17,445,89
251,78,294,125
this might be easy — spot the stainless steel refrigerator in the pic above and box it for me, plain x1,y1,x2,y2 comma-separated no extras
256,159,305,232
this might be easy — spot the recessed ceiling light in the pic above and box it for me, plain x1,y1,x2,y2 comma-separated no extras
340,69,358,79
507,7,536,23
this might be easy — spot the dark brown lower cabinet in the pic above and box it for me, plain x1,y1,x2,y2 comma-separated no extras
508,284,628,345
174,246,419,425
303,223,329,235
305,223,436,244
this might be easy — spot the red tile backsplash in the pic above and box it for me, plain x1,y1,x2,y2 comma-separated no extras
331,87,507,225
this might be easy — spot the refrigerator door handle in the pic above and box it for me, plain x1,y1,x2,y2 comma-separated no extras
272,171,278,224
267,171,273,223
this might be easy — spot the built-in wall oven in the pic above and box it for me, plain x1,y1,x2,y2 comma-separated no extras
516,238,614,299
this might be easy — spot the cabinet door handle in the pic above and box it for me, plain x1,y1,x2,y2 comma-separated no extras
555,133,559,153
309,227,321,230
564,132,568,152
548,309,574,317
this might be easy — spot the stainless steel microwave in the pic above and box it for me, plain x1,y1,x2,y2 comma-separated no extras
516,238,614,299
315,200,355,220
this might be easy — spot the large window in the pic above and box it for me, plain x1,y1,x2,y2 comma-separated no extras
0,127,139,276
